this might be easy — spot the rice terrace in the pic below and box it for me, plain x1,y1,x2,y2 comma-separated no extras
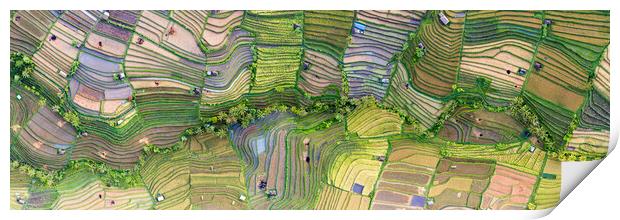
9,10,609,210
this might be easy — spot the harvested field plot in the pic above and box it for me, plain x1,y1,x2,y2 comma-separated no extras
371,140,440,210
481,165,536,210
9,10,608,211
427,158,495,210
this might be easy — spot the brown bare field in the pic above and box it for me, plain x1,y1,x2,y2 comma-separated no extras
130,78,192,91
135,11,170,43
480,165,536,210
461,39,534,99
428,177,473,197
17,107,76,169
203,11,244,49
162,23,205,59
72,92,101,112
524,74,584,111
85,32,128,58
427,158,494,209
101,100,130,115
171,10,208,39
298,49,342,96
524,42,590,111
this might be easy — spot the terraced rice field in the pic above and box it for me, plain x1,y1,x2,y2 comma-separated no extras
344,10,425,100
406,10,465,98
532,158,561,210
52,170,152,210
425,157,495,210
298,49,343,97
439,108,525,144
460,11,540,105
202,28,254,104
9,10,609,211
371,140,440,210
303,10,354,59
347,105,402,138
383,62,445,129
251,46,301,93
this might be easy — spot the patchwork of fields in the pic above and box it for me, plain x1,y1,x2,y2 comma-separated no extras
10,10,609,210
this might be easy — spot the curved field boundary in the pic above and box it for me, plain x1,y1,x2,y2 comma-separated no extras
523,92,574,144
439,108,525,145
383,62,444,129
204,33,254,90
141,149,192,210
459,38,534,104
10,11,57,56
125,34,205,88
135,11,171,44
10,86,41,134
187,133,248,210
202,69,251,105
251,46,301,93
579,90,610,130
10,168,32,210
203,10,245,50
464,11,541,45
407,10,465,98
85,32,128,59
371,139,440,210
70,50,133,118
344,10,424,100
13,107,76,170
567,129,609,159
73,124,188,169
593,47,609,100
52,170,152,210
298,49,343,97
229,112,296,209
447,142,546,176
272,121,346,209
327,139,388,196
544,11,609,68
171,10,208,41
31,20,85,100
241,11,303,46
303,10,355,59
347,105,402,138
59,11,100,34
524,43,588,111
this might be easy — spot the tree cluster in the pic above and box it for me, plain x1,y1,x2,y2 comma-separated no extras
10,52,35,83
508,97,557,152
